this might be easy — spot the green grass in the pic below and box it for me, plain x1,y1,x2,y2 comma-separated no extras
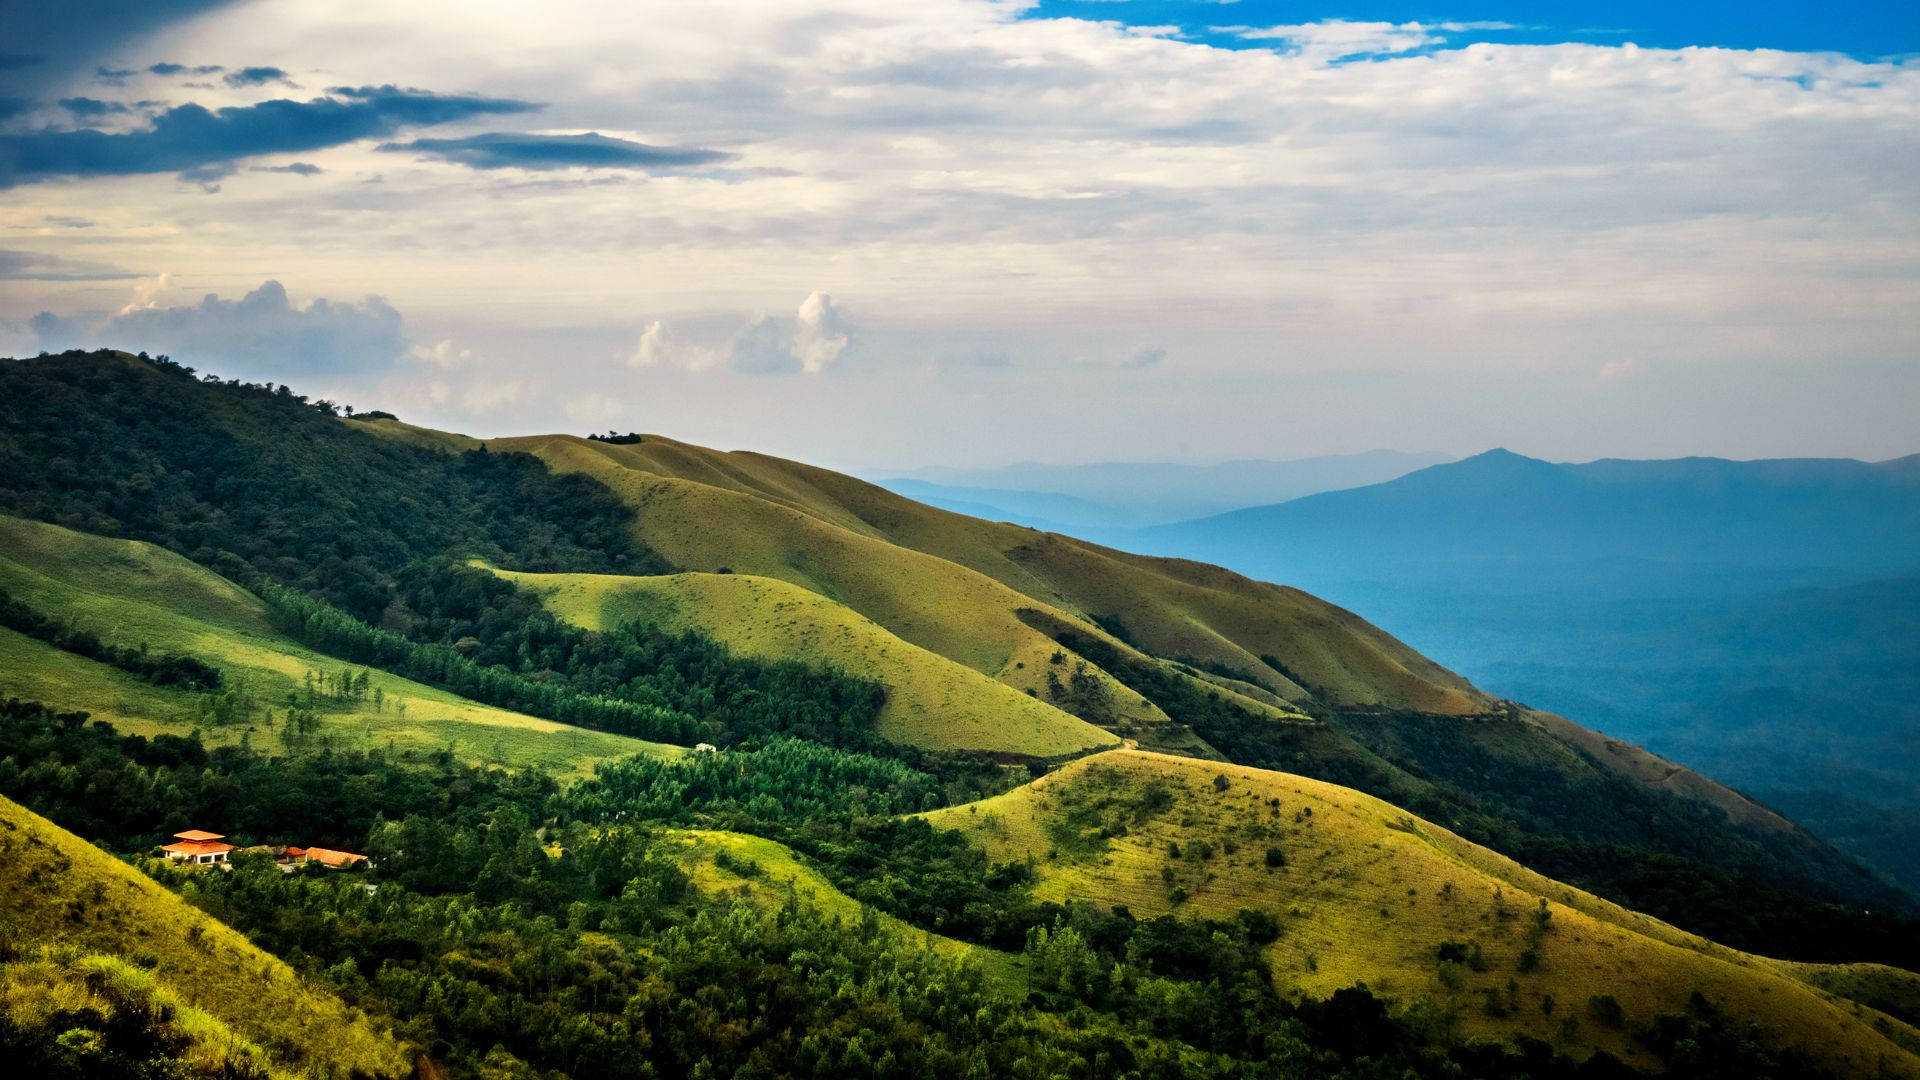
925,750,1920,1075
665,828,1028,993
506,432,1483,715
494,565,1118,757
0,794,411,1078
0,514,680,777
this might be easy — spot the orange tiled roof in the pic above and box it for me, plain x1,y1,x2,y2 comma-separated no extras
300,847,369,868
161,839,236,855
172,829,225,841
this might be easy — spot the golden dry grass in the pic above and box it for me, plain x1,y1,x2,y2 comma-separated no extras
0,794,412,1078
925,750,1920,1075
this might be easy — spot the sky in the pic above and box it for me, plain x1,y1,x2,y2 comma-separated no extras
1,0,1915,472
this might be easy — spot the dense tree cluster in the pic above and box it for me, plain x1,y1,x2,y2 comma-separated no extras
261,563,891,749
0,698,1862,1079
0,350,665,625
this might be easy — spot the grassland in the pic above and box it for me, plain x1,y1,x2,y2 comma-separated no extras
347,423,1789,840
504,433,1485,714
493,566,1119,757
0,515,679,776
0,794,411,1078
925,750,1920,1075
664,828,1028,992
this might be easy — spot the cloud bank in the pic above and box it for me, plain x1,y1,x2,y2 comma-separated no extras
0,85,537,187
31,280,406,376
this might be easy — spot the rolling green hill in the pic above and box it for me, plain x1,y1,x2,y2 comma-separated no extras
491,566,1118,757
1,347,1914,1028
0,513,679,776
0,793,411,1078
927,750,1920,1075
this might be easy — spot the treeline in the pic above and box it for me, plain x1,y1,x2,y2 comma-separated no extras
257,582,699,744
381,561,889,748
0,586,221,691
258,562,895,750
0,698,552,851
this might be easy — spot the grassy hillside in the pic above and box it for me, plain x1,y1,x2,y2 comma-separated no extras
0,514,678,776
0,794,410,1078
926,750,1920,1075
665,827,1028,991
503,433,1481,715
490,435,1194,749
493,566,1119,757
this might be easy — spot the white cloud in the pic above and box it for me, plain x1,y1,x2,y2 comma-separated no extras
32,278,406,376
1229,19,1518,60
792,291,851,374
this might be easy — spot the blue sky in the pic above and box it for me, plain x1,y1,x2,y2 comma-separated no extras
1029,1,1920,57
1,1,1915,469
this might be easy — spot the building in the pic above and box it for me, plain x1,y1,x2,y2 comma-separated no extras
694,742,718,753
160,829,236,865
282,845,370,870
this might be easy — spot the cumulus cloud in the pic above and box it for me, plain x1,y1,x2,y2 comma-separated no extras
378,131,734,171
792,291,851,374
31,279,407,376
629,294,853,376
729,292,852,375
0,85,537,187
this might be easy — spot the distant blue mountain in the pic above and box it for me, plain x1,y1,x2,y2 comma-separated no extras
876,449,1452,529
1119,449,1920,894
1129,449,1920,591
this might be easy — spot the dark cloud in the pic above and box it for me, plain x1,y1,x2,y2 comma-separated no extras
0,86,538,187
253,161,322,175
33,280,407,375
150,62,224,76
0,97,33,121
223,65,293,88
0,249,140,281
95,65,135,84
377,130,733,171
2,2,236,89
59,96,129,117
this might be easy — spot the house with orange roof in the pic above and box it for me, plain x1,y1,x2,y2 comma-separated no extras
281,845,370,870
159,829,236,866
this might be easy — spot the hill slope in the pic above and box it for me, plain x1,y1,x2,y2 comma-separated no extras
491,566,1118,757
927,750,1920,1075
0,793,410,1078
0,513,678,775
496,432,1483,717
